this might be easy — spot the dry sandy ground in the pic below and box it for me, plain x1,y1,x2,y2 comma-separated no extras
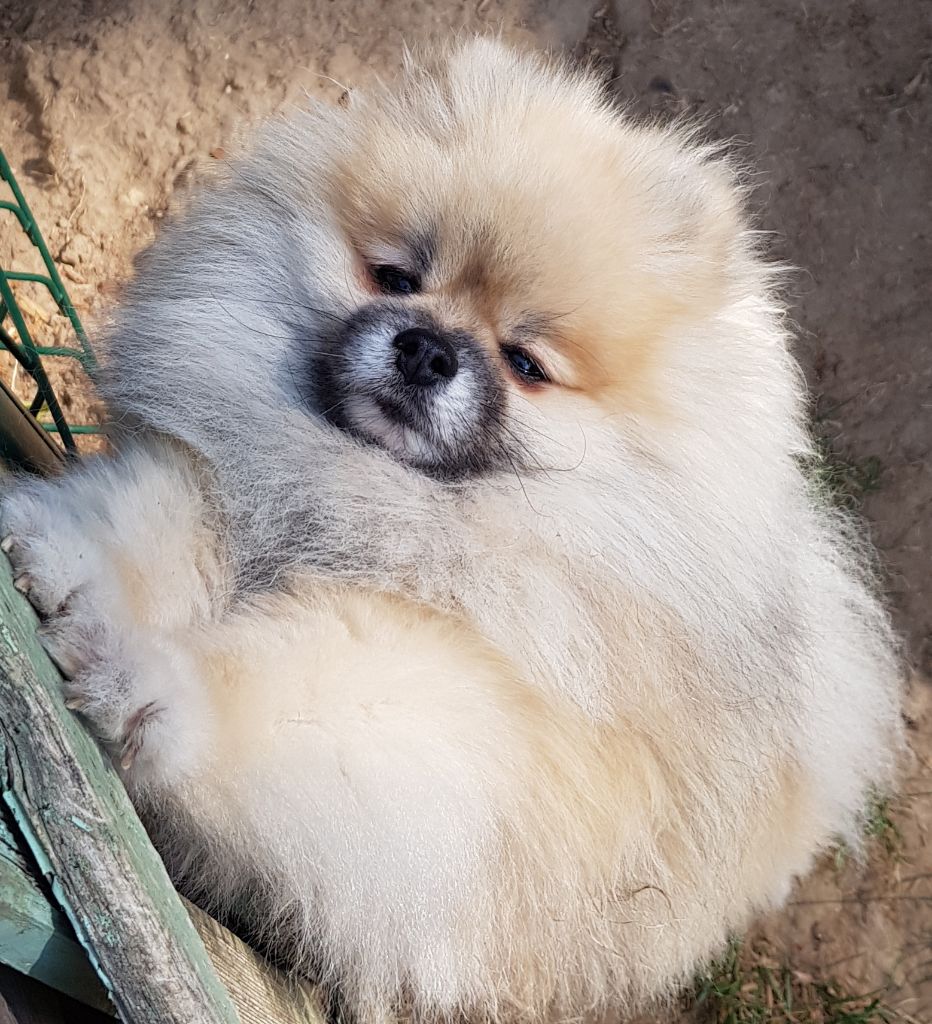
1,1,930,1020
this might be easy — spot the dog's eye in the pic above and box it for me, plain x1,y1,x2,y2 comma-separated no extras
502,346,548,384
372,265,420,295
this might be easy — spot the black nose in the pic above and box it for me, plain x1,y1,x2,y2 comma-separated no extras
393,329,459,387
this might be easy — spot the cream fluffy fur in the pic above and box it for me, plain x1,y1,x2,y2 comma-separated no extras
1,39,901,1023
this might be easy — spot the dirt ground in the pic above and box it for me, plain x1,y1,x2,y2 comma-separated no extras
1,1,930,1020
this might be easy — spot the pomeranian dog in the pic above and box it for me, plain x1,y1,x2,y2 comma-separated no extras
2,39,901,1023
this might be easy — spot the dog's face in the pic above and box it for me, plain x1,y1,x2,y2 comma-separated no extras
289,41,744,479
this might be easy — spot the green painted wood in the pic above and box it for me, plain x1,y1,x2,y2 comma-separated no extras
0,814,111,1013
0,553,241,1024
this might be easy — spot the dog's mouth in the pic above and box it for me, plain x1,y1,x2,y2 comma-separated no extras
340,392,437,465
373,396,412,427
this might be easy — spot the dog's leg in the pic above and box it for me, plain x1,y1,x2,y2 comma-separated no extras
1,439,227,778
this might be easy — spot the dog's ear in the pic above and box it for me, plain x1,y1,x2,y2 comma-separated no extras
622,124,753,315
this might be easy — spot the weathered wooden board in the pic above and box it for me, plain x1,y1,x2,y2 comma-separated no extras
0,383,65,478
0,813,110,1012
184,902,326,1024
0,811,326,1022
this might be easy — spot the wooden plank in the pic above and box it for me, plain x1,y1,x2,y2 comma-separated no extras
0,382,64,477
0,812,110,1012
0,813,324,1023
0,553,240,1024
184,903,325,1024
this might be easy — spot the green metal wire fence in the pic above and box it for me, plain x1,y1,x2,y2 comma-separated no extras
0,147,98,455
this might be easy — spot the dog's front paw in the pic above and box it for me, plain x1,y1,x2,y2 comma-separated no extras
36,593,209,781
2,462,216,786
2,483,210,782
36,594,158,768
1,481,100,619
